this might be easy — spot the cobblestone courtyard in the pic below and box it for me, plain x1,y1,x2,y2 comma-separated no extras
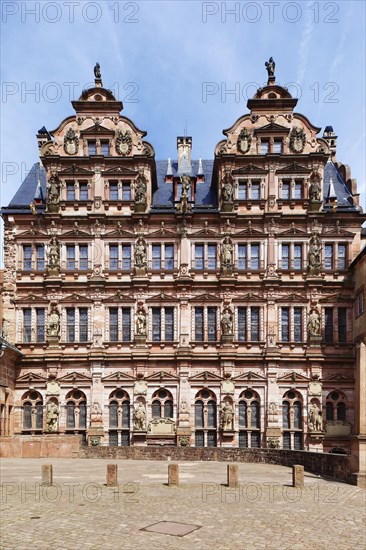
1,459,365,549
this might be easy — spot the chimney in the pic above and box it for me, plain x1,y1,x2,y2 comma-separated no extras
177,136,192,173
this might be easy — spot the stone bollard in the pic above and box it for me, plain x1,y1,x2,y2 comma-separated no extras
42,464,53,486
168,463,179,487
292,464,304,487
227,464,239,488
106,464,118,487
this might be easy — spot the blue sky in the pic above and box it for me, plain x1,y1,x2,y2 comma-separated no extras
1,0,365,263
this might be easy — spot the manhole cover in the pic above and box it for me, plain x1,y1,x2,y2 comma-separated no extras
141,521,201,537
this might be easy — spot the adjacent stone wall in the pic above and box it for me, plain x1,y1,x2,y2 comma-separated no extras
79,446,355,485
0,435,81,458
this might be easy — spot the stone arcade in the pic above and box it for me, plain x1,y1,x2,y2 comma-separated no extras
0,61,365,485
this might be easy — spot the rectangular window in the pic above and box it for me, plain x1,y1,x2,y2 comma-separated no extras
79,245,88,271
109,245,119,271
36,245,44,271
152,308,161,342
79,308,88,342
88,141,96,155
66,245,76,271
237,307,247,341
260,140,269,154
122,308,131,342
294,308,303,342
293,244,302,270
273,140,282,154
23,245,32,270
66,183,75,200
109,182,118,200
67,308,75,342
152,244,162,270
101,141,110,156
324,308,333,343
281,307,290,342
195,244,204,270
36,308,45,342
281,182,290,200
238,180,247,200
195,307,204,341
207,244,217,270
122,182,131,201
23,308,32,342
238,245,247,270
324,245,333,270
207,307,217,342
294,181,302,199
338,308,347,343
122,244,131,270
109,308,119,342
281,244,289,270
338,244,346,270
250,245,260,270
165,307,174,341
79,182,88,201
251,182,260,200
165,244,174,270
250,307,260,341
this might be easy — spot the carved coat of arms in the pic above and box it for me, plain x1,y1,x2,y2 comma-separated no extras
64,128,79,155
289,127,306,153
116,130,132,156
237,128,252,154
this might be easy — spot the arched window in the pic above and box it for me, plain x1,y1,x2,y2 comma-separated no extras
108,390,130,446
151,389,174,419
282,390,303,450
326,391,347,423
194,389,217,447
22,391,43,432
238,390,261,448
65,390,87,432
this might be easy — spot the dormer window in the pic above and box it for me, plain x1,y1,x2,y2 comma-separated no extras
260,140,269,154
88,141,97,155
101,141,110,156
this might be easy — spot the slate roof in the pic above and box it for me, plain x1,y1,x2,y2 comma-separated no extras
0,159,359,215
323,160,357,211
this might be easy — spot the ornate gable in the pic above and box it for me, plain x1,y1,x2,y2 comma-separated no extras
58,165,94,176
16,372,47,383
102,291,135,303
15,293,49,304
232,292,263,303
190,293,221,303
323,373,354,383
80,124,115,136
146,293,179,303
102,371,135,383
232,163,267,175
102,166,138,177
277,372,310,383
58,371,92,383
145,371,179,382
59,293,94,304
233,371,266,381
276,162,311,174
276,293,307,303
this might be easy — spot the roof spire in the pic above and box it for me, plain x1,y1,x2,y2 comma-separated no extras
328,176,337,200
198,157,203,175
34,164,44,205
166,158,173,176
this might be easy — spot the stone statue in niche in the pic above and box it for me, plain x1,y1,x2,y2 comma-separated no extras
309,174,321,202
308,309,320,337
134,238,147,268
133,402,146,430
90,402,103,424
46,402,59,432
47,176,60,209
220,401,234,430
308,233,321,272
265,57,275,77
221,237,233,268
47,237,60,270
221,170,234,203
221,309,233,335
64,128,79,155
181,174,191,198
135,169,147,205
136,308,146,336
47,308,60,338
308,403,323,432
